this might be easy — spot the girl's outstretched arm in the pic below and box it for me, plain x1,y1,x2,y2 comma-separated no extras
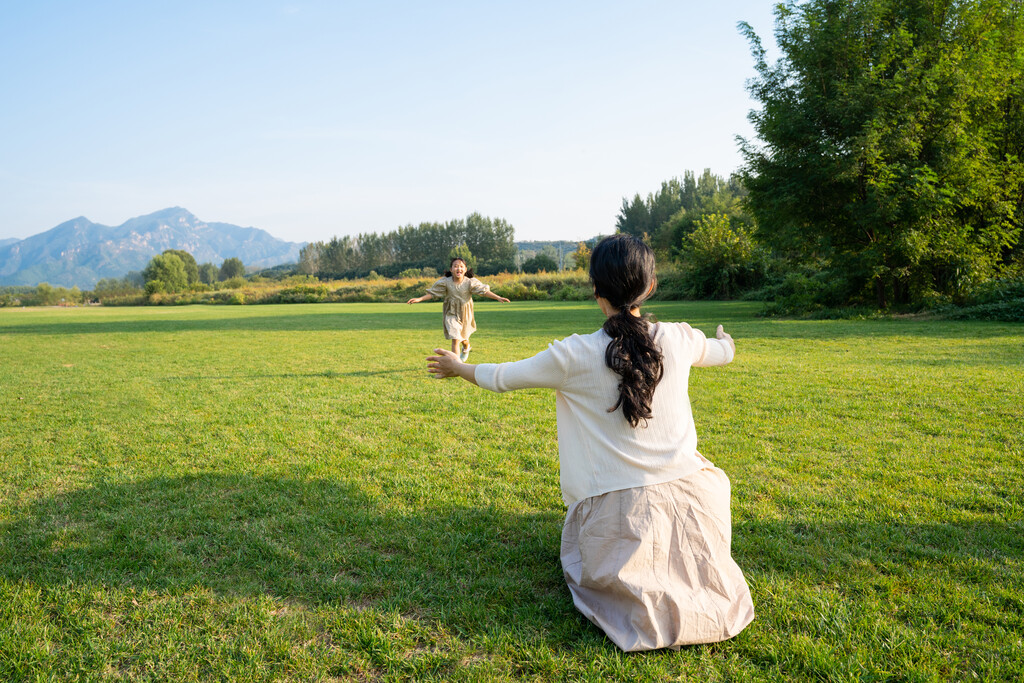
407,292,435,304
482,291,510,303
427,348,479,385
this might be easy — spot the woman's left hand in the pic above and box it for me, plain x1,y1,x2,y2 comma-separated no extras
497,296,510,303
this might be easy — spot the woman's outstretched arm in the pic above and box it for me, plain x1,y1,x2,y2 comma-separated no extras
427,348,478,385
694,325,736,367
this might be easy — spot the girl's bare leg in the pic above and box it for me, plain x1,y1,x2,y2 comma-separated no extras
451,339,459,354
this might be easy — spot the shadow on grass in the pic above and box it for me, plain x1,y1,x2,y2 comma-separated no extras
0,304,600,337
3,303,1018,342
0,474,576,639
159,368,420,381
3,473,1022,640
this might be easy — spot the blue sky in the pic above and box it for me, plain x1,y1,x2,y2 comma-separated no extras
0,1,778,244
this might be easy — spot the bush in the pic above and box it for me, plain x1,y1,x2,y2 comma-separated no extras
933,276,1024,321
275,284,329,303
521,254,558,274
674,214,767,299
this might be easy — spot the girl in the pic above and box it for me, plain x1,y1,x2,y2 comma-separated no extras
426,234,754,651
407,257,510,361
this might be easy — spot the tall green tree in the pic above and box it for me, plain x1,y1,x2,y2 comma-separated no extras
162,249,199,285
198,262,219,284
617,171,750,254
447,243,477,272
218,257,245,281
740,0,1024,308
143,253,188,292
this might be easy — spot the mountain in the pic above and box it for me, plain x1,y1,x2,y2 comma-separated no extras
0,208,305,288
0,238,18,249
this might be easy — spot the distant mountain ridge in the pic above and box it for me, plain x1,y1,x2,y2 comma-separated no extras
0,208,304,288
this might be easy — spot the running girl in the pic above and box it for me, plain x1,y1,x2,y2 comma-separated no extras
407,257,510,360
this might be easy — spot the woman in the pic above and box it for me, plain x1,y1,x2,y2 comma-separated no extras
426,234,754,651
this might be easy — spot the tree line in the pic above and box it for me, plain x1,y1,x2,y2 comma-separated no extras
297,212,518,279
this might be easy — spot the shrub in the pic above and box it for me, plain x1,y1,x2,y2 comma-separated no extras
276,284,329,303
674,214,767,299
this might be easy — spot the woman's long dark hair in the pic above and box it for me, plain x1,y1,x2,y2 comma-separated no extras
590,234,663,428
444,257,475,278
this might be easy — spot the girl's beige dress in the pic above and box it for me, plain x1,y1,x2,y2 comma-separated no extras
427,276,491,340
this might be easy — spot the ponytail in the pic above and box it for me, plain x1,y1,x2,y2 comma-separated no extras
602,307,663,428
590,234,663,428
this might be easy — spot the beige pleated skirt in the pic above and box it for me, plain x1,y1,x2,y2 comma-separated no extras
560,464,755,651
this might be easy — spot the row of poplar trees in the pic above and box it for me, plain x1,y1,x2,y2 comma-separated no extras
297,213,517,279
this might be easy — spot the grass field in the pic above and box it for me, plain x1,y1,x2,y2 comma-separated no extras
0,301,1021,682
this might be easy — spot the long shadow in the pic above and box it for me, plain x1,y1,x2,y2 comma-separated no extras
2,303,1018,341
0,474,573,638
0,306,599,337
160,368,419,381
3,473,1021,645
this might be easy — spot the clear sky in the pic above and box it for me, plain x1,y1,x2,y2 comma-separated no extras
0,1,779,244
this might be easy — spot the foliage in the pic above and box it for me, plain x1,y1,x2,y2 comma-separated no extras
616,170,752,256
520,253,559,274
569,242,591,271
447,243,477,273
162,249,200,284
143,253,188,293
1,282,86,307
219,257,246,281
397,267,438,279
740,0,1024,310
221,276,247,290
93,275,143,297
934,276,1024,321
674,214,768,299
300,213,516,279
0,303,1021,680
198,262,219,285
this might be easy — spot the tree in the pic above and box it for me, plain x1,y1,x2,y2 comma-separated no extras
297,243,322,276
219,257,245,281
198,262,219,284
677,214,766,299
447,243,477,272
617,171,751,255
521,253,558,273
740,0,1024,308
143,253,188,292
569,242,592,271
162,249,199,284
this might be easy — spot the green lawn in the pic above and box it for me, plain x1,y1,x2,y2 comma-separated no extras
0,301,1021,682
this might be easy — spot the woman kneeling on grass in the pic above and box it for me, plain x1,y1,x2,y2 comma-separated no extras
426,234,754,651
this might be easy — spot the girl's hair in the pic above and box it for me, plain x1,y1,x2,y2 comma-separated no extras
444,257,475,278
590,234,663,428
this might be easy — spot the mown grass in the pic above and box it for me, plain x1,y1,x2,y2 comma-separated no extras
0,301,1021,682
